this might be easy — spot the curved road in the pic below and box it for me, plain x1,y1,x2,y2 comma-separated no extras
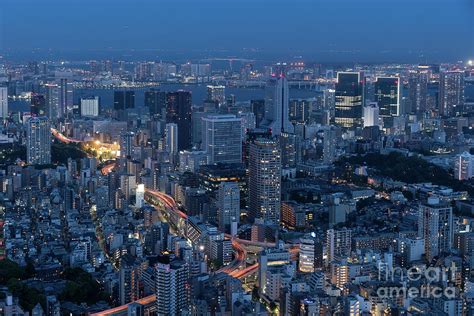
91,189,248,316
53,131,288,315
51,128,83,143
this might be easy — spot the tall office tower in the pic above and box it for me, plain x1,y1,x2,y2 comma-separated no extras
454,151,473,180
418,197,453,261
326,228,352,263
45,83,60,119
249,138,281,223
166,91,192,150
289,99,311,124
31,93,46,116
155,254,189,315
58,78,73,118
334,72,364,128
251,99,265,128
217,181,240,232
120,132,135,159
80,96,100,117
261,76,294,136
201,114,242,164
145,89,166,117
363,102,380,127
119,256,141,305
374,77,400,128
324,89,336,117
165,123,178,155
191,111,207,145
114,91,135,110
322,126,338,164
299,235,323,273
0,86,7,118
207,85,226,106
408,71,429,115
279,132,297,168
27,117,51,165
439,71,465,116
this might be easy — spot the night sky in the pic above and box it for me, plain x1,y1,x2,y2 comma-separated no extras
0,0,473,62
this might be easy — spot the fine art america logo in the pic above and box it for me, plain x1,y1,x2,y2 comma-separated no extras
377,262,457,299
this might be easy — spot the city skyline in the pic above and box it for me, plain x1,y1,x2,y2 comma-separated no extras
1,2,474,315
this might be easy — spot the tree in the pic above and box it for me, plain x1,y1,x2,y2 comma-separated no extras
59,268,109,305
0,259,24,284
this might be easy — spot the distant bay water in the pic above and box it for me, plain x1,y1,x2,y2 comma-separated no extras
73,84,320,108
9,83,474,112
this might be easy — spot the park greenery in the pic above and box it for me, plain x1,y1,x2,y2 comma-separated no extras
338,152,474,196
0,259,108,312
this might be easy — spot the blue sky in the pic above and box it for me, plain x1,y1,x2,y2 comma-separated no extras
0,0,472,62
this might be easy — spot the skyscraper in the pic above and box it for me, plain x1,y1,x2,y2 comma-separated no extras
120,132,135,159
165,123,178,156
249,138,281,223
251,99,266,128
27,117,51,165
201,114,242,164
279,132,297,168
114,91,135,110
166,91,192,150
0,86,7,119
408,70,429,115
58,78,73,118
217,181,240,232
119,256,141,305
418,197,453,261
155,255,189,315
334,72,364,128
374,77,400,128
45,83,59,119
454,151,473,180
323,126,338,164
145,89,166,117
31,93,46,116
261,76,294,136
326,228,352,263
206,85,226,107
439,71,464,116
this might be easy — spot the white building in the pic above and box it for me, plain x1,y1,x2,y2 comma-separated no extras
454,151,472,180
363,102,380,127
80,96,100,117
418,197,453,261
135,184,145,208
299,236,318,273
207,85,225,106
165,123,178,155
0,86,7,118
